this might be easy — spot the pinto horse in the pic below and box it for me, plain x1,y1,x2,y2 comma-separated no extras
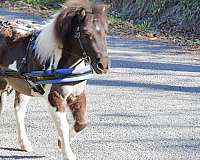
0,0,109,159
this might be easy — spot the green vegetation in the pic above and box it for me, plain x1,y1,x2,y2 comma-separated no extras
108,16,129,25
9,0,64,6
189,39,200,46
145,0,200,26
181,0,200,11
25,0,63,6
108,16,153,33
134,21,152,32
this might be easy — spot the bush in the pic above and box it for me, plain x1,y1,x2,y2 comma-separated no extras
10,0,65,6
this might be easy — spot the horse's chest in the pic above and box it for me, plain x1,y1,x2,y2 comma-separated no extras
51,81,87,98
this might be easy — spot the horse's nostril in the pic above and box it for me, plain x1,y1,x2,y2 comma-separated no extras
97,63,104,70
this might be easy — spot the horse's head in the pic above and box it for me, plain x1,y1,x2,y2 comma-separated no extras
55,1,109,74
78,5,109,74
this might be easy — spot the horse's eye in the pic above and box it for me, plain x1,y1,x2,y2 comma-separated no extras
81,32,93,40
85,33,94,40
81,28,91,35
82,31,92,37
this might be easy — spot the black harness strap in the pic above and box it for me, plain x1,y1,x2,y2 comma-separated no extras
17,30,45,95
18,30,41,72
74,26,91,64
0,21,11,30
62,25,91,68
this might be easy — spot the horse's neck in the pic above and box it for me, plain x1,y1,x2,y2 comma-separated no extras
0,32,83,71
56,41,82,68
57,52,81,69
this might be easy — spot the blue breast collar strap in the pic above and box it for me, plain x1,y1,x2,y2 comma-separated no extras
34,73,93,84
27,64,93,84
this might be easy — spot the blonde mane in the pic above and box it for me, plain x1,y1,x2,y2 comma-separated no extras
34,19,62,66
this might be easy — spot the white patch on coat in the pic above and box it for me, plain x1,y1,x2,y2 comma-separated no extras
8,60,17,71
15,28,29,35
96,24,101,31
60,61,87,98
34,19,62,66
14,94,33,152
48,107,76,159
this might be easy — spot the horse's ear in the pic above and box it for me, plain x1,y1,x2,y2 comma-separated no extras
93,4,109,15
101,5,110,14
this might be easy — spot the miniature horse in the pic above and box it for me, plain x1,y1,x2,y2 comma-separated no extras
0,0,109,159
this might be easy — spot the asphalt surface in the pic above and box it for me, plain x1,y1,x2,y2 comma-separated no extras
0,8,44,23
1,8,200,160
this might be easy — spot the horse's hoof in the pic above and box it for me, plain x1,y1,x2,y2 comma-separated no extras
63,153,76,160
20,143,33,152
70,154,76,160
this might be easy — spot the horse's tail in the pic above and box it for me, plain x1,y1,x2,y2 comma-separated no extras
0,90,7,113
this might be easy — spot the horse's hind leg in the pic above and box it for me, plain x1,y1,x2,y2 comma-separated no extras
0,79,8,113
48,91,76,160
14,92,32,152
0,90,6,113
67,91,87,143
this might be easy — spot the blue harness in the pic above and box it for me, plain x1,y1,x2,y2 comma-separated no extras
28,64,93,84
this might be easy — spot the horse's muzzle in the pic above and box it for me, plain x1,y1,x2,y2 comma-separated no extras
92,57,109,74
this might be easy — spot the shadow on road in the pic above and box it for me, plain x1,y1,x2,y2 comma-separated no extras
0,147,45,159
0,147,24,152
90,122,200,129
107,36,189,55
88,57,200,93
88,79,200,93
0,155,45,159
112,59,200,73
95,113,146,118
86,138,200,150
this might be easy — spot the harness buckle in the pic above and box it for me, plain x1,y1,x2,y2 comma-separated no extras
6,88,13,96
74,31,80,39
82,52,91,64
0,21,11,29
74,27,81,39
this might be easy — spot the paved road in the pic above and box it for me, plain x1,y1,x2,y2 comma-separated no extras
1,8,200,160
0,8,44,23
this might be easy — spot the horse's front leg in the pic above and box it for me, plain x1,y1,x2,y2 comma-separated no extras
14,92,32,152
67,91,87,143
48,91,76,160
